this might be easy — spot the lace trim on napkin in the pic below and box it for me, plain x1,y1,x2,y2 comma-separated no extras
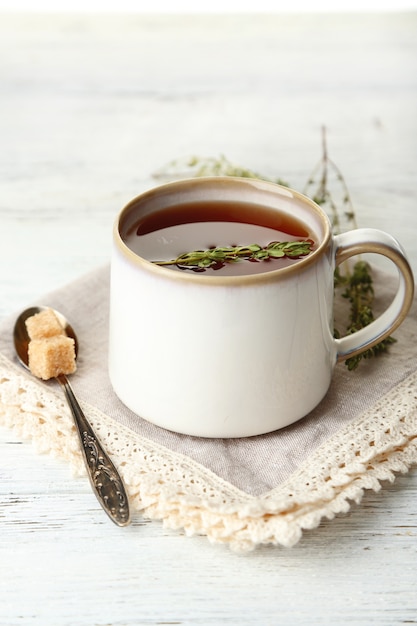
1,351,416,552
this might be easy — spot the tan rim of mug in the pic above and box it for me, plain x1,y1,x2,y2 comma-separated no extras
114,177,332,287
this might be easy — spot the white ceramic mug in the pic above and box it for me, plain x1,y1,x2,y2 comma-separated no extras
109,177,414,438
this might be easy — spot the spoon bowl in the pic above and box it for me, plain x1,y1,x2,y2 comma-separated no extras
13,306,130,527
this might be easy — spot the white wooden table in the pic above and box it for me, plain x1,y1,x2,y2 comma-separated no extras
1,11,416,625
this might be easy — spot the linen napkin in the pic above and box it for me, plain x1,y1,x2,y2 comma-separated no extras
0,264,416,551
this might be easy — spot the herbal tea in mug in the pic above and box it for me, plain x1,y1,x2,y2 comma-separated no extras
109,177,414,438
125,200,316,276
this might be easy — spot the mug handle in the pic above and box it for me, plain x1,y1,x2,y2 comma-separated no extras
334,228,414,362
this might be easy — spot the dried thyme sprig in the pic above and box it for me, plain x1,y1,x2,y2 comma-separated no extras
153,153,289,186
304,127,396,370
334,261,396,370
153,240,313,271
303,126,358,233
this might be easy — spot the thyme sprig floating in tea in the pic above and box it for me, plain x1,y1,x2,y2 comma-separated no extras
154,127,396,369
153,240,313,271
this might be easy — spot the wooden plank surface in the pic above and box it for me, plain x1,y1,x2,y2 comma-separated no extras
0,12,416,625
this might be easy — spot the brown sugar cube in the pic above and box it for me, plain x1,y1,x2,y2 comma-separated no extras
25,308,65,340
28,335,77,380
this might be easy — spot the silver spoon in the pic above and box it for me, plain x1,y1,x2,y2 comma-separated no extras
13,306,131,527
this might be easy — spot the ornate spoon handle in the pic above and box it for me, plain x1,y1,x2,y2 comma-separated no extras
57,374,130,526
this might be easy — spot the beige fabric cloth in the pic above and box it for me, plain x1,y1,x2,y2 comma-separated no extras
0,265,416,551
